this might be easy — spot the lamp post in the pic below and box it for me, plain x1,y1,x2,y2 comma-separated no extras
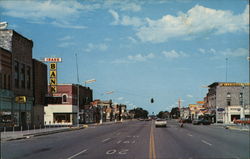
81,79,96,124
241,84,245,119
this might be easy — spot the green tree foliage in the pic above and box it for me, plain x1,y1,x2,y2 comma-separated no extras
129,107,149,119
157,111,170,119
170,107,180,119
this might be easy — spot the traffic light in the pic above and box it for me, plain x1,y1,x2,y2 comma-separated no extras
151,98,154,103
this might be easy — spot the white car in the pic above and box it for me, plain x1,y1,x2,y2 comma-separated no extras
155,119,167,127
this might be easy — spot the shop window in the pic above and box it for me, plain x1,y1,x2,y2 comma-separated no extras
14,61,19,88
227,101,231,106
239,93,243,98
3,74,6,89
27,66,31,89
8,75,10,89
226,92,231,98
62,95,67,103
0,73,2,89
21,64,25,88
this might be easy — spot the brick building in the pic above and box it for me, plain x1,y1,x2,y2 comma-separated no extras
0,47,13,127
0,30,34,128
32,59,48,127
205,82,250,123
45,84,92,125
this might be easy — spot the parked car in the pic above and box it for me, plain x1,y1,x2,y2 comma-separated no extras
192,119,211,125
182,118,192,123
155,119,167,127
234,118,250,124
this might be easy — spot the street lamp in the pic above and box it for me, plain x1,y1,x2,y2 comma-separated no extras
99,91,114,124
240,84,245,119
80,79,96,124
84,79,96,86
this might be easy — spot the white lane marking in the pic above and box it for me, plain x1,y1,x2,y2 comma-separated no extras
118,149,129,155
106,149,116,155
117,140,122,144
201,140,212,146
187,133,193,137
102,138,111,142
67,149,88,159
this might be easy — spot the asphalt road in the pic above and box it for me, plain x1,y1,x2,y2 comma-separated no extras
1,120,249,159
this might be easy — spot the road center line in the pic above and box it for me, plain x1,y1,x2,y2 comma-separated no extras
201,140,212,146
102,138,111,142
67,149,88,159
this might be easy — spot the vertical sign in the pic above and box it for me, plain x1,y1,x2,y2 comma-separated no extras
50,63,57,93
44,58,62,94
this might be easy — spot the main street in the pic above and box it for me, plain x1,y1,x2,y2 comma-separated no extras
1,120,249,159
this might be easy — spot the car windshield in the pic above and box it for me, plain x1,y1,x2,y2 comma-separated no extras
0,1,249,159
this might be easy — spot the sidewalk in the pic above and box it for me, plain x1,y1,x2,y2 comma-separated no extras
212,123,250,131
0,126,81,142
0,120,129,142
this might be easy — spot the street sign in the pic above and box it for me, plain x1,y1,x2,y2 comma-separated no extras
217,108,225,111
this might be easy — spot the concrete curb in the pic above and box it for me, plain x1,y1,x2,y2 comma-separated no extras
2,120,130,142
225,126,250,132
2,127,84,142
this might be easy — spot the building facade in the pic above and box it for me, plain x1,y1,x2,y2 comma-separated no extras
32,59,48,127
0,30,34,129
0,47,13,128
45,84,93,125
206,82,250,124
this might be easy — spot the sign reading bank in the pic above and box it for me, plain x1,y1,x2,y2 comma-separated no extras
44,58,62,94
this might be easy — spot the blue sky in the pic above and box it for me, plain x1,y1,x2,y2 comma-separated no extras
0,0,249,114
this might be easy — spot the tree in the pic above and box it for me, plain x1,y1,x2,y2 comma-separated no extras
157,111,170,119
170,107,180,119
129,107,149,119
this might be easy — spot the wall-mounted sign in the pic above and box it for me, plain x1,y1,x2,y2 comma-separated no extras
15,96,27,103
219,83,250,87
44,58,62,62
217,108,225,112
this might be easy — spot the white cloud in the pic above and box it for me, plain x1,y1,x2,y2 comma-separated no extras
198,48,248,57
112,53,155,64
198,48,206,54
117,97,124,101
136,5,249,43
57,42,75,48
187,94,193,98
109,9,144,27
85,43,108,52
128,53,155,62
0,0,89,29
58,36,73,41
220,48,249,57
198,48,217,54
128,36,137,43
105,1,141,12
162,50,188,58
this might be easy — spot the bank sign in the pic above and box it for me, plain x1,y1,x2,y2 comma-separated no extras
44,57,62,94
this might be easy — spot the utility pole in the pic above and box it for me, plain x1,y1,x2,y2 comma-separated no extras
75,53,79,127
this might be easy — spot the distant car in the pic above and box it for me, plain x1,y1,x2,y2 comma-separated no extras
155,119,167,127
182,118,192,123
192,119,211,125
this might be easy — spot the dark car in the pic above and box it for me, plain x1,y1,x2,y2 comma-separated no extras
192,119,211,125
